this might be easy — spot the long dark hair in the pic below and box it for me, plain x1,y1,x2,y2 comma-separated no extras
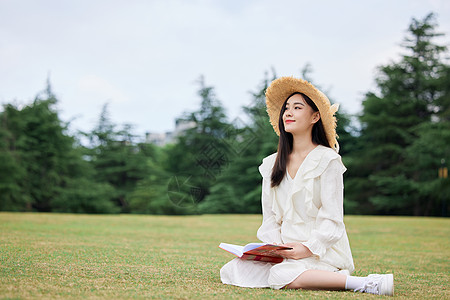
270,92,330,187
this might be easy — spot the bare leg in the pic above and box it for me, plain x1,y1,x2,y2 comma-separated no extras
285,270,347,290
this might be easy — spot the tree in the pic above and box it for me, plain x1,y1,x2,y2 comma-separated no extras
127,143,185,214
162,76,230,213
199,71,278,213
345,13,450,215
87,104,151,213
0,81,119,213
0,85,77,211
0,108,28,210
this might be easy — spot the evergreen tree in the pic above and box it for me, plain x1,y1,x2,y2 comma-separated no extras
87,104,151,213
198,71,278,213
0,108,28,210
0,86,77,211
163,76,230,213
346,13,450,215
0,82,119,213
127,143,184,214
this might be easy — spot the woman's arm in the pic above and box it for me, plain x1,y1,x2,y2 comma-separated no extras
301,158,346,258
256,177,283,244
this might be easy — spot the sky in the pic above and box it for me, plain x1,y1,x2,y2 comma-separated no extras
1,0,449,138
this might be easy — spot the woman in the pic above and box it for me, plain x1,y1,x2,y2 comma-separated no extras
220,77,394,296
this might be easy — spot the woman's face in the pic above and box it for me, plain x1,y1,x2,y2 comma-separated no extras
282,94,320,135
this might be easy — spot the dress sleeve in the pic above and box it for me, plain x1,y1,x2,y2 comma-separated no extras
302,158,346,258
256,177,283,244
260,177,275,222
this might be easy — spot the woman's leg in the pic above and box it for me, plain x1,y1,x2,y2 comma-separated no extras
285,269,346,290
285,270,394,296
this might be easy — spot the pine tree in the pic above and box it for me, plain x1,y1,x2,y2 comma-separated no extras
199,71,278,213
127,143,183,214
2,85,76,211
0,81,120,213
0,107,28,210
87,104,151,213
163,76,230,213
346,13,450,215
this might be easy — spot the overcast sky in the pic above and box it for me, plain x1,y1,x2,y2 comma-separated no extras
1,0,449,138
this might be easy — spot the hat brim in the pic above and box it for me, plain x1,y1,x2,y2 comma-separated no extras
265,76,338,151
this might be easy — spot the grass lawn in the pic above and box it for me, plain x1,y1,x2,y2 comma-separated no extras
0,213,449,299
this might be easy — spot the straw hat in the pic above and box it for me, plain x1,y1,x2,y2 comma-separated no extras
265,76,340,152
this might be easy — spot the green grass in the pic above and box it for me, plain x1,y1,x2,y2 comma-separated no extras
0,213,448,299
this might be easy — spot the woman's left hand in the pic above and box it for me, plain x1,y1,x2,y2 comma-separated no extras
275,242,313,260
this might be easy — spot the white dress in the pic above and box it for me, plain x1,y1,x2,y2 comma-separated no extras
220,145,355,289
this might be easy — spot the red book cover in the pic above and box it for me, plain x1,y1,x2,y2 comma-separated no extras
219,242,292,264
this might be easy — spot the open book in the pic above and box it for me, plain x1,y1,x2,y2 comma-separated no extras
219,242,292,264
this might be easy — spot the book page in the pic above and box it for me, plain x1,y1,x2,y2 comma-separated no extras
219,243,245,257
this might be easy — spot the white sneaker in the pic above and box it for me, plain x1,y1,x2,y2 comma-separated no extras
355,274,394,296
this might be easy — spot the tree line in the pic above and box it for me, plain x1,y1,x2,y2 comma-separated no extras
1,13,449,216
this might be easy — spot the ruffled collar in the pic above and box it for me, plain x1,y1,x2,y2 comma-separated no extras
258,145,340,181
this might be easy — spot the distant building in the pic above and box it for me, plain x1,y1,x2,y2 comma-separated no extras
145,119,196,146
145,132,169,146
